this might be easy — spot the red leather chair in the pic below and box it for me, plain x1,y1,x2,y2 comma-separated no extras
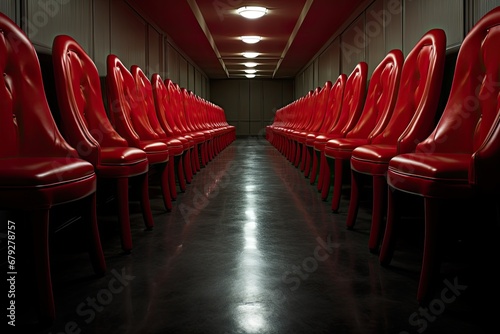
295,81,333,175
314,63,368,200
0,16,105,324
52,35,154,253
306,75,346,183
324,50,404,212
291,87,322,168
106,54,172,211
347,29,446,252
379,6,500,303
131,66,185,200
165,79,196,184
151,75,193,192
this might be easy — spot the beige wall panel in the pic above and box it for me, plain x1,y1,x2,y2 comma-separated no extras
0,1,17,23
366,0,387,76
249,80,264,121
471,0,500,28
341,15,366,76
304,64,315,91
93,0,110,74
166,42,180,83
110,0,146,69
263,80,285,123
195,69,202,96
239,80,250,121
384,0,403,53
26,0,92,51
188,63,195,91
404,0,463,54
179,56,188,88
147,25,162,77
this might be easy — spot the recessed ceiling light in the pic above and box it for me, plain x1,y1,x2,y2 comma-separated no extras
242,52,259,58
237,6,267,19
244,62,258,68
240,36,262,44
245,74,256,78
244,69,257,74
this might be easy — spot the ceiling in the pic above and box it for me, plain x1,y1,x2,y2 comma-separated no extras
129,0,368,79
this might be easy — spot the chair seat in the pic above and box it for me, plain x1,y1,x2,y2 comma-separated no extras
0,157,95,186
136,140,169,164
98,146,149,177
313,133,343,151
351,144,398,175
0,157,96,209
387,153,471,198
162,138,184,156
325,138,370,159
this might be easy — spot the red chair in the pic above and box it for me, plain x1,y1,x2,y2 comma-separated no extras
0,15,105,324
106,54,172,211
165,79,196,184
324,50,404,212
306,75,346,184
52,35,153,253
131,66,185,200
379,7,500,303
151,75,193,192
314,63,368,200
291,87,322,168
295,81,333,176
347,29,446,252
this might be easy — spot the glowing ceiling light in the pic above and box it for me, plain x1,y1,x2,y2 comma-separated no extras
237,6,268,19
244,62,258,68
240,36,262,44
246,74,256,78
244,69,257,74
242,52,259,58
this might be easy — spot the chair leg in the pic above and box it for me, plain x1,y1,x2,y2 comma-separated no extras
117,178,133,252
418,197,442,304
331,158,344,212
84,193,106,276
184,149,193,184
32,209,55,325
346,170,363,230
176,155,186,192
159,162,172,211
304,145,312,178
139,173,155,231
309,146,318,184
368,175,387,253
317,151,326,192
169,155,178,200
379,186,399,266
321,156,334,201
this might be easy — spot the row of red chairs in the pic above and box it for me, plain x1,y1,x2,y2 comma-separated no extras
267,7,500,305
0,13,234,325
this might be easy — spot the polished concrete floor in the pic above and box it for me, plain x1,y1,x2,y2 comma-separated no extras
11,137,499,333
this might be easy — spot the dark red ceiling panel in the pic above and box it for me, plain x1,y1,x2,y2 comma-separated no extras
129,0,366,79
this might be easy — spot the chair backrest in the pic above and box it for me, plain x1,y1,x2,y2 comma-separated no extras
106,54,159,144
302,86,322,131
328,62,368,136
345,50,403,140
371,29,446,153
151,75,178,137
52,35,129,166
131,65,168,139
165,79,189,134
319,74,347,134
0,14,76,159
414,7,500,190
308,81,333,132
